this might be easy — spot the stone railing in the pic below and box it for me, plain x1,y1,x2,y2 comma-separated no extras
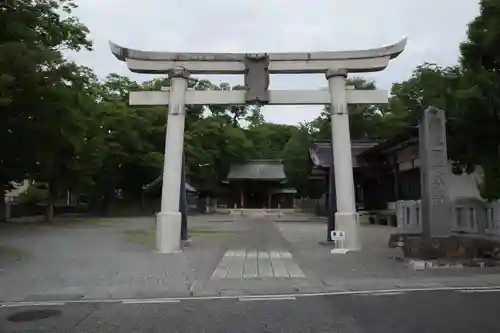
486,201,500,235
295,197,325,215
396,200,422,234
450,198,500,235
396,198,500,236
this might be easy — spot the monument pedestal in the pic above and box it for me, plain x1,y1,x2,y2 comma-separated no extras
336,212,361,251
402,235,500,260
156,212,181,253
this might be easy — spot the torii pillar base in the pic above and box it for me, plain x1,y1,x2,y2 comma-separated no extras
156,212,182,253
335,212,361,251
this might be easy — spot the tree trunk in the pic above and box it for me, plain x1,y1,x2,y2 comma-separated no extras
0,188,6,222
479,147,500,201
45,182,56,222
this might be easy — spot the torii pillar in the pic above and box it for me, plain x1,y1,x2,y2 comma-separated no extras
157,67,188,252
327,69,359,249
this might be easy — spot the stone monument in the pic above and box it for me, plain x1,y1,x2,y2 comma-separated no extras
419,107,451,237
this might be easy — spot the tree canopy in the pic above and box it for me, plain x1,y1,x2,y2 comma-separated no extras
2,0,500,221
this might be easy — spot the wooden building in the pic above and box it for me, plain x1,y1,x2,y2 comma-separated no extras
358,127,483,207
222,159,297,209
308,140,380,213
309,128,483,215
142,176,200,214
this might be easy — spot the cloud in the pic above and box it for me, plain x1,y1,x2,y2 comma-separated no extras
69,0,480,125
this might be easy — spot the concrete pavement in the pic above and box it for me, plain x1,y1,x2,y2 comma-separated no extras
2,288,500,332
1,213,500,302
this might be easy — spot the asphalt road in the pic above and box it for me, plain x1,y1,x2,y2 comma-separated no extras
1,288,500,332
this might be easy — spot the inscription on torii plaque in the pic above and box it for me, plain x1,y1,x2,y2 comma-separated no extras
244,54,270,105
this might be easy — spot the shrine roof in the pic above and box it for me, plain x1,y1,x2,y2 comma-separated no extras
142,176,196,193
356,126,419,158
227,160,286,180
309,141,380,168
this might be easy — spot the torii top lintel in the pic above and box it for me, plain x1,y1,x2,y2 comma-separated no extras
109,38,407,75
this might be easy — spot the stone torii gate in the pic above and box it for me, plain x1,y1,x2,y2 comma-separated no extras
110,38,407,253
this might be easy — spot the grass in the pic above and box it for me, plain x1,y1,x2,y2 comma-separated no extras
123,228,231,245
0,245,24,262
188,229,231,239
86,219,114,226
124,230,156,245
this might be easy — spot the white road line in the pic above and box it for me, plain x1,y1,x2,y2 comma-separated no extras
456,289,500,293
358,291,407,296
238,296,296,301
3,286,500,307
122,299,181,304
1,302,66,307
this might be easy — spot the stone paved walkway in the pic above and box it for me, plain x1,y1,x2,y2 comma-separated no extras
211,249,305,280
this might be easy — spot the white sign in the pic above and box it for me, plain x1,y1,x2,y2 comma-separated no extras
330,230,346,241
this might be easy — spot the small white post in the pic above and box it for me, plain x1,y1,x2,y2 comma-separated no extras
326,68,360,251
157,67,189,253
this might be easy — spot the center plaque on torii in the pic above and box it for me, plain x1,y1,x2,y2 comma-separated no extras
110,38,407,253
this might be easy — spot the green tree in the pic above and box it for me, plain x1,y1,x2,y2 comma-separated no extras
84,75,165,213
245,123,296,159
456,0,500,199
245,107,265,127
308,77,387,141
386,63,462,136
0,0,92,219
29,64,101,220
280,125,323,196
185,115,255,190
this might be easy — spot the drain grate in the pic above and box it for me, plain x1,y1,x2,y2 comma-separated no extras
7,309,61,322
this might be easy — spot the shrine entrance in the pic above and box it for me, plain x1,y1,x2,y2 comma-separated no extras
110,38,407,253
223,159,293,210
246,191,266,209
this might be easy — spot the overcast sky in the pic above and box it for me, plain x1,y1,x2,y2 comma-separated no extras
69,0,479,125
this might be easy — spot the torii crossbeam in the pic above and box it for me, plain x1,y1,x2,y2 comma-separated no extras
110,38,407,253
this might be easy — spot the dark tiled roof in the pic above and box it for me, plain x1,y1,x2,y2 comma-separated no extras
309,141,380,168
227,159,286,180
357,126,419,158
142,176,197,193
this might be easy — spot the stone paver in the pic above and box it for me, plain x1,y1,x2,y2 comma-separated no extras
211,248,305,280
257,251,273,278
243,250,258,279
226,250,246,279
211,252,234,279
270,251,291,278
